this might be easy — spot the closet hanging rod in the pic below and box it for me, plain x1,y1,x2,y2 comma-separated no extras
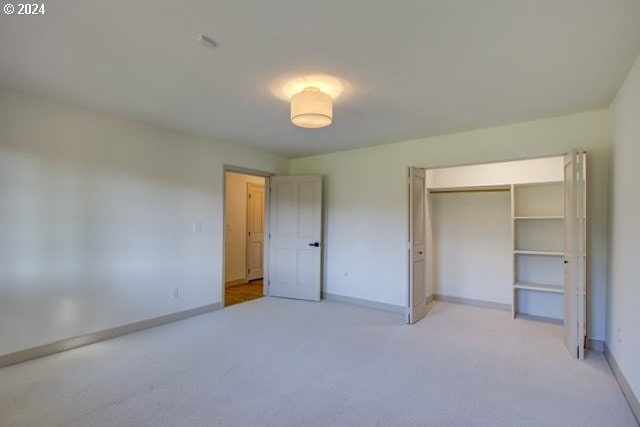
429,188,511,194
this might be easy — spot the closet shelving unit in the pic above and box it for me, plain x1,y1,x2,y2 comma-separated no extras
511,181,565,320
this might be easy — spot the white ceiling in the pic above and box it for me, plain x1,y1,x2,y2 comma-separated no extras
1,1,640,158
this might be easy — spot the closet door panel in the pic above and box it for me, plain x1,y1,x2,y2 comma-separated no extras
408,167,429,324
563,150,587,359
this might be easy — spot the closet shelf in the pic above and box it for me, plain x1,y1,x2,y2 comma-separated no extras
512,179,566,322
514,216,564,220
513,180,564,188
514,281,564,294
514,250,564,256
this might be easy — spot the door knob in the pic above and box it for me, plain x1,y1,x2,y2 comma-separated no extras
309,242,320,247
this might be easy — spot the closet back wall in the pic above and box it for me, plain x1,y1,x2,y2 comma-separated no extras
433,191,512,305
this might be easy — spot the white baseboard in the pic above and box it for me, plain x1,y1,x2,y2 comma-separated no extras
604,343,640,424
225,278,248,287
587,338,605,352
0,303,221,369
514,312,564,325
434,294,511,311
322,292,406,315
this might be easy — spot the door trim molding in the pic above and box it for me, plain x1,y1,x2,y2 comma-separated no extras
0,303,221,369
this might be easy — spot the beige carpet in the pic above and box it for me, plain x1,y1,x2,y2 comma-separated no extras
0,299,636,427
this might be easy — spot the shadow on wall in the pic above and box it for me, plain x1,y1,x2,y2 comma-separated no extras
0,144,217,355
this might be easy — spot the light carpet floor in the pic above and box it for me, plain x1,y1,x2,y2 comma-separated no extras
0,299,637,427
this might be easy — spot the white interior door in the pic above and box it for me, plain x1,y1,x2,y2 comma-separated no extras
246,183,264,281
563,150,587,359
408,167,429,324
268,175,322,301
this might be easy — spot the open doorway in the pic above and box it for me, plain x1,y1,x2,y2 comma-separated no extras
224,170,266,307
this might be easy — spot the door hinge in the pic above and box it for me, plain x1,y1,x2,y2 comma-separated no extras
248,269,250,273
248,231,251,236
268,280,270,285
248,194,251,198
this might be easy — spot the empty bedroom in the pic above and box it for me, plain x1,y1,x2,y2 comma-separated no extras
1,1,639,426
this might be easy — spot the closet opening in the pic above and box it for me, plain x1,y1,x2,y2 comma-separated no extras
407,151,587,358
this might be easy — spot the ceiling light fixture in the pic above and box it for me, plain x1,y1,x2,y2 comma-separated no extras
290,87,333,129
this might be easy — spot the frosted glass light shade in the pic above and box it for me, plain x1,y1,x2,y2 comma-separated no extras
290,87,333,128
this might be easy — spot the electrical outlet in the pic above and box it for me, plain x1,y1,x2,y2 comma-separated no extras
171,287,180,299
617,327,623,344
193,221,202,233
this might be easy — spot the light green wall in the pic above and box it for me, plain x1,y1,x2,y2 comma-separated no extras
608,53,640,401
291,110,610,341
0,89,288,356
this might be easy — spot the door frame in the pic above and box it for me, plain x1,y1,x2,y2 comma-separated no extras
222,165,273,307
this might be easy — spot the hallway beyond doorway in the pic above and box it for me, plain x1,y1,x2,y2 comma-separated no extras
225,280,264,307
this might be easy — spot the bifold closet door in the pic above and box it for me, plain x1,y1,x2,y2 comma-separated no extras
408,167,429,324
563,150,587,359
